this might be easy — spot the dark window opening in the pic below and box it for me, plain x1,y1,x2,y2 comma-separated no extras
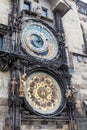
76,1,87,16
81,25,87,54
83,33,87,54
42,7,48,17
23,1,31,11
34,0,39,3
0,35,3,49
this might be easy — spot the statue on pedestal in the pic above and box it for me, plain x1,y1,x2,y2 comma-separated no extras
19,73,26,97
11,77,17,95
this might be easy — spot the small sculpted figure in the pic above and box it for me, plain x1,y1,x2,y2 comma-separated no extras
11,77,17,95
19,73,26,97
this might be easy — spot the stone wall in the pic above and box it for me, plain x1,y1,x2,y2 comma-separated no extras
70,54,87,103
20,0,53,19
0,72,10,99
0,72,10,130
63,0,87,108
0,0,12,25
21,121,69,130
63,0,84,54
0,0,87,130
79,13,87,31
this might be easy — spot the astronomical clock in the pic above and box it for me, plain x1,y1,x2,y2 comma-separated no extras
0,0,71,129
19,19,66,117
21,21,58,60
23,69,66,117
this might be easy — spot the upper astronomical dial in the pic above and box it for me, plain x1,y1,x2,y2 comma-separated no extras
21,23,58,60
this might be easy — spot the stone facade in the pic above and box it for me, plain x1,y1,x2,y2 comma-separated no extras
62,0,87,100
63,0,84,54
20,0,53,19
0,0,12,25
0,0,87,130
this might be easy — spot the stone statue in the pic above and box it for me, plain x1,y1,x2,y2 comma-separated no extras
66,86,77,101
19,73,26,97
65,89,72,99
11,77,17,95
33,6,42,16
71,86,77,101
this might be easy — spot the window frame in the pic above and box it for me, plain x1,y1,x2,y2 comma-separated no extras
34,0,39,3
42,7,48,18
0,34,3,49
23,1,31,11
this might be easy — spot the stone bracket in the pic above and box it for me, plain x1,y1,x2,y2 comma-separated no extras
52,0,71,17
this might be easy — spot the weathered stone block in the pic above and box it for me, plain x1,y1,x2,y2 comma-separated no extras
0,0,12,25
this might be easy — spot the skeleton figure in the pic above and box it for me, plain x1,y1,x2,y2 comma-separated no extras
19,73,26,97
11,77,17,95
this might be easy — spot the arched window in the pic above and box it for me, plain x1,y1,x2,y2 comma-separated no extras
81,24,87,54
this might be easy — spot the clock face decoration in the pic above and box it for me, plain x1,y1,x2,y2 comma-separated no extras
24,71,62,116
21,23,58,60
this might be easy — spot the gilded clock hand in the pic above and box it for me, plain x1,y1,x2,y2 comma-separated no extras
35,39,41,43
40,25,43,36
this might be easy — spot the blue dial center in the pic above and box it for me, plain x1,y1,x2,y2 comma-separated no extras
30,34,44,48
